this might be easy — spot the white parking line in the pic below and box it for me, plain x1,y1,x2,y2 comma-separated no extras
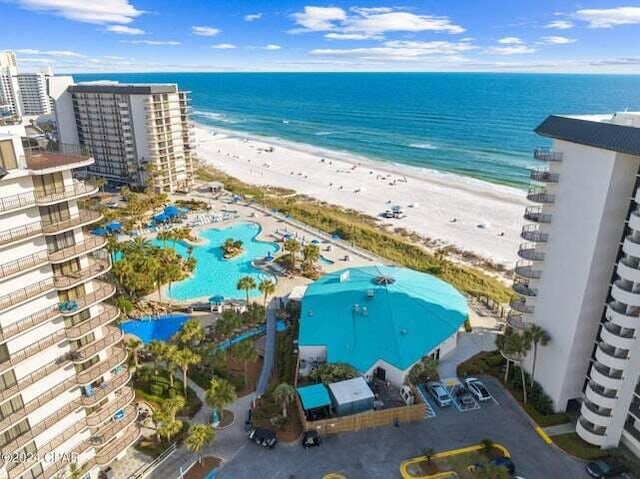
416,384,437,419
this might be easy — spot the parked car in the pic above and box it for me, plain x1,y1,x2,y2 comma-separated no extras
427,382,452,407
471,457,515,475
248,428,277,448
453,385,475,407
586,458,628,478
301,430,322,449
464,377,491,402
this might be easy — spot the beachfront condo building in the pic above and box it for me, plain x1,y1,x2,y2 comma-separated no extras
508,112,640,456
0,52,22,119
0,124,138,479
55,82,195,193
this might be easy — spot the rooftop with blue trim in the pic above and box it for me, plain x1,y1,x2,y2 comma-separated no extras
298,265,468,373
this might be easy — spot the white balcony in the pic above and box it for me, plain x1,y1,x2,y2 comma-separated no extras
585,382,618,410
629,209,640,231
617,258,640,284
534,148,563,162
518,245,545,261
601,322,636,351
576,418,608,447
623,235,640,258
590,363,624,391
580,400,612,428
611,281,640,307
510,297,534,314
595,343,630,371
606,302,640,330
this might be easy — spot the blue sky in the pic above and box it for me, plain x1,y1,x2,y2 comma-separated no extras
1,0,640,73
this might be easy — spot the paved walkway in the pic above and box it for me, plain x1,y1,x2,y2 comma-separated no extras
543,423,577,437
256,301,277,397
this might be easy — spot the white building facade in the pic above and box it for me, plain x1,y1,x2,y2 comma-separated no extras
0,52,22,119
0,126,138,479
508,112,640,456
16,72,52,116
55,83,195,193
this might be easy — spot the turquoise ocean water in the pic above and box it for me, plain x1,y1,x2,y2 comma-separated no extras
75,73,640,187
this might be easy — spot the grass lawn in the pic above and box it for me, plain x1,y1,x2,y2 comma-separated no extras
404,446,508,479
134,367,203,418
195,166,513,304
552,433,610,461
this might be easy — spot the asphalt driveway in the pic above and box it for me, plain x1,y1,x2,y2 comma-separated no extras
218,377,590,479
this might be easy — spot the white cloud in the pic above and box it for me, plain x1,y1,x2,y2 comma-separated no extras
498,37,524,45
292,6,347,31
325,33,382,40
545,20,573,30
15,48,83,57
192,26,220,37
106,25,144,35
121,40,181,45
261,44,282,50
541,36,576,45
576,7,640,28
311,39,477,61
292,6,464,35
13,0,143,24
485,45,536,55
211,43,237,49
244,13,262,22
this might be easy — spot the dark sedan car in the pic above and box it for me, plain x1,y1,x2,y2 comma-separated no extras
248,427,277,448
301,430,322,449
586,458,628,478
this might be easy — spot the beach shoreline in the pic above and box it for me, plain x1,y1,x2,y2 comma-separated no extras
193,123,528,266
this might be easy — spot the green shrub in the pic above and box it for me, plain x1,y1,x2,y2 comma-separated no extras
464,319,472,332
168,388,178,399
149,384,164,396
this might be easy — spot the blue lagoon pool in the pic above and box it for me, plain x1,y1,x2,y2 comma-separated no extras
120,313,189,343
154,222,278,301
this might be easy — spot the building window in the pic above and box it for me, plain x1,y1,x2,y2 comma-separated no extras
0,370,17,393
0,419,30,449
0,343,9,364
0,139,18,170
0,394,24,421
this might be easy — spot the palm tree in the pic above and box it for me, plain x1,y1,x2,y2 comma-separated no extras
93,176,107,193
205,377,237,412
126,236,152,257
422,447,435,465
166,395,186,421
284,239,301,271
176,319,204,348
236,276,257,305
163,344,179,388
215,311,241,339
174,348,201,397
157,417,182,443
126,338,142,369
148,340,166,375
154,396,185,442
157,230,172,246
273,383,296,418
523,325,551,388
120,185,131,201
302,244,320,271
186,246,194,259
186,424,215,463
106,235,120,262
229,341,258,384
258,279,276,308
496,328,531,403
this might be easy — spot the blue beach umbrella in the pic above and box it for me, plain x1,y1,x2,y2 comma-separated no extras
91,227,108,237
153,213,169,223
164,205,180,217
105,220,122,232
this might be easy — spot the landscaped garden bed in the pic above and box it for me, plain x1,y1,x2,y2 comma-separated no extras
184,457,222,479
400,442,511,479
133,367,202,418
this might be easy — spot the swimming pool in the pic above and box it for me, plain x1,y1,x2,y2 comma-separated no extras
120,313,189,343
153,222,278,301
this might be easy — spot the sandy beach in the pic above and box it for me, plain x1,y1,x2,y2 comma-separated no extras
194,125,529,266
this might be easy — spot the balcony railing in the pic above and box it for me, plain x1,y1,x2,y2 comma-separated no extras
0,352,70,403
530,169,559,183
518,244,545,261
521,224,549,242
582,398,612,418
0,305,60,343
578,417,607,436
524,207,552,224
58,281,116,316
86,387,135,427
0,278,54,314
95,423,140,466
0,250,48,280
512,281,537,297
81,369,131,407
0,221,42,248
592,361,623,380
53,258,111,290
514,261,542,279
72,327,123,362
47,235,107,263
0,328,66,376
0,191,36,215
534,148,563,162
23,140,91,171
41,209,102,235
34,181,98,205
76,346,127,385
507,312,531,330
527,188,556,204
91,405,137,448
510,297,534,314
65,304,120,339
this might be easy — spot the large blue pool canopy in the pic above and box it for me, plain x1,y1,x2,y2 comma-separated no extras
299,265,468,373
297,383,331,410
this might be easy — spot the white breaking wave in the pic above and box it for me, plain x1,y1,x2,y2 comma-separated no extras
193,110,242,124
314,131,335,136
408,142,438,150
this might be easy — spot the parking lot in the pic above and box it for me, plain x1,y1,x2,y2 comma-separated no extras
217,377,591,479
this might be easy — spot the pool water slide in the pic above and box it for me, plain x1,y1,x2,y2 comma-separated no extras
256,300,278,397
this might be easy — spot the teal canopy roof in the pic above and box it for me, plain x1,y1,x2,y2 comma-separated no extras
298,265,468,373
297,383,331,410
